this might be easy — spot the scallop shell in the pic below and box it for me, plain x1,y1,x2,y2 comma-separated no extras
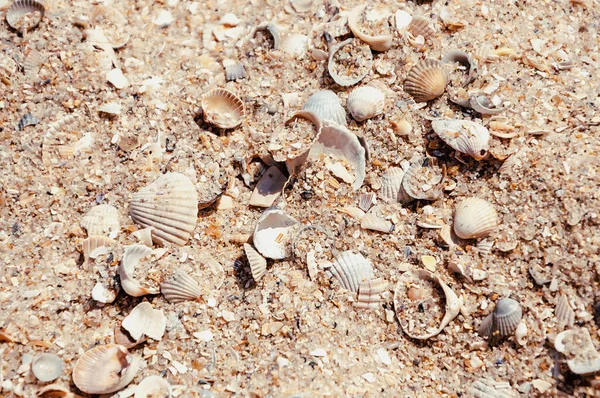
31,354,63,382
244,243,267,281
281,33,308,58
161,271,202,303
122,302,166,341
401,157,445,201
380,167,405,203
478,297,522,344
81,204,120,238
407,16,436,41
555,294,575,330
453,197,498,239
6,0,45,33
81,235,116,262
328,38,373,87
404,59,448,102
249,165,287,208
441,50,478,87
201,88,245,129
329,251,374,293
129,172,198,246
254,22,280,50
302,90,346,126
225,63,246,81
119,244,160,297
253,207,299,260
134,376,172,398
72,344,141,395
17,112,39,130
431,119,490,160
347,5,393,52
347,86,385,122
354,278,387,310
555,327,600,375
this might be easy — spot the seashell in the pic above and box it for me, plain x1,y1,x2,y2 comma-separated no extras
441,50,478,87
431,119,490,160
289,0,313,13
254,22,280,50
324,11,350,38
354,278,387,310
380,167,405,203
401,157,445,201
201,88,245,129
515,321,527,346
98,101,122,115
477,297,522,344
6,0,45,33
469,95,506,115
106,68,129,89
131,227,153,247
404,59,448,102
134,376,172,398
17,112,39,130
72,344,141,395
91,281,118,304
249,166,287,208
468,378,518,398
119,244,160,297
114,326,145,349
347,5,393,52
328,38,373,87
407,16,436,41
555,294,575,330
281,33,308,58
42,114,81,166
35,383,75,398
329,251,374,293
31,353,63,382
129,172,198,246
23,48,43,78
244,243,267,281
269,111,321,174
90,5,130,49
337,205,366,221
453,197,498,239
347,86,385,122
161,271,202,303
253,207,299,260
225,63,246,81
358,192,376,212
361,206,394,233
555,327,600,375
302,90,346,126
81,204,120,238
122,302,166,341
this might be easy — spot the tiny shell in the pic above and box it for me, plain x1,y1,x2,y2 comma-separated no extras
281,33,308,58
244,243,268,281
404,59,448,102
361,207,394,233
328,38,373,87
31,353,63,382
555,294,575,330
453,197,498,239
358,192,376,212
401,157,445,201
6,0,45,33
17,113,39,130
122,302,166,341
347,86,385,122
441,50,478,86
161,271,202,303
225,63,246,81
35,383,74,398
380,167,405,203
72,344,141,395
354,278,387,310
106,68,129,89
515,321,527,346
253,207,299,260
555,327,600,375
134,376,172,398
249,166,287,208
119,244,160,297
91,282,118,304
254,22,280,50
329,251,374,293
98,101,122,115
431,119,490,160
81,204,121,237
302,90,346,126
347,5,393,52
407,16,435,41
469,95,506,115
201,88,245,129
478,297,522,344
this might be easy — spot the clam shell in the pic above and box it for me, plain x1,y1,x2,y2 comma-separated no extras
119,244,160,297
201,88,245,129
407,16,436,41
31,353,63,382
401,157,445,201
270,110,321,174
361,207,394,233
134,376,172,398
478,297,522,344
129,172,198,246
453,197,498,239
442,50,478,86
253,207,299,260
244,243,267,281
249,165,287,208
469,95,506,115
254,22,280,50
358,192,376,212
555,327,600,375
6,0,45,33
122,302,166,341
225,63,246,81
347,5,393,52
17,112,39,130
347,86,385,122
404,59,448,102
354,278,387,310
328,38,373,87
161,271,202,303
302,90,346,126
72,344,141,395
555,294,575,330
81,204,121,238
380,167,405,203
431,119,490,160
81,235,116,262
329,251,374,293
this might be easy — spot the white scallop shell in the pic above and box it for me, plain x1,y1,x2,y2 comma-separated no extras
329,251,374,293
119,245,160,297
6,0,45,33
81,204,120,238
134,376,172,398
302,90,346,126
478,297,522,344
404,59,448,102
354,278,387,310
81,235,116,262
244,243,267,281
225,63,246,81
555,328,600,375
161,271,202,303
453,197,498,239
201,88,245,129
122,302,166,341
555,294,575,330
401,157,445,201
31,353,63,382
347,5,393,52
253,207,299,260
23,50,43,78
431,119,490,160
73,344,141,395
380,167,405,203
328,38,373,86
347,86,385,122
129,172,198,246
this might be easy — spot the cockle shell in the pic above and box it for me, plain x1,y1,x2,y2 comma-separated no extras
161,271,202,303
34,384,75,398
380,167,405,203
347,5,393,52
129,172,198,246
122,302,166,341
244,243,268,281
401,157,445,201
254,22,280,50
329,251,374,293
225,63,246,81
478,297,522,344
89,5,130,49
253,207,299,260
31,354,63,382
81,235,116,262
201,88,245,129
72,344,141,395
302,90,346,126
407,16,436,41
270,110,321,175
431,119,490,160
453,197,498,239
328,38,373,87
119,245,160,297
80,204,120,238
347,86,385,122
355,278,387,310
555,294,575,330
404,59,448,102
6,0,45,33
555,327,600,375
134,376,172,398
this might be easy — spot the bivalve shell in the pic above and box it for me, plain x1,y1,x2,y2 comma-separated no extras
354,278,387,310
249,165,287,208
119,245,160,297
244,243,268,281
302,90,346,126
201,88,245,129
555,294,575,330
468,378,518,398
6,0,45,33
31,353,63,382
161,271,202,303
453,197,498,239
328,38,373,87
122,302,166,341
404,59,448,102
254,22,280,50
347,5,393,52
407,16,436,42
555,327,600,375
81,235,116,262
431,119,490,160
90,5,130,49
225,63,246,81
347,86,385,122
380,167,405,203
269,111,321,174
134,376,172,398
329,251,374,293
80,204,120,238
478,297,522,345
253,207,299,260
401,157,445,201
361,206,394,233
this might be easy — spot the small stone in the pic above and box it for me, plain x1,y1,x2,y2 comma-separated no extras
153,10,173,27
376,348,391,366
106,68,129,89
222,310,236,322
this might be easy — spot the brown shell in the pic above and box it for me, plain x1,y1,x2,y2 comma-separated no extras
404,59,448,102
201,88,245,129
407,16,436,41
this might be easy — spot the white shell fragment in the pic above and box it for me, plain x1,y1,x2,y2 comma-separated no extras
31,353,63,382
106,68,129,89
347,86,385,122
160,271,202,303
431,119,490,160
134,375,172,398
249,166,287,208
361,207,394,233
122,302,166,341
515,321,528,346
119,245,160,297
329,251,374,293
328,38,373,87
302,90,346,126
468,378,518,398
453,197,498,239
201,88,245,129
442,50,478,87
253,207,299,260
354,278,386,310
281,33,308,58
555,328,600,375
347,5,393,52
92,282,118,304
81,235,116,262
6,0,45,33
244,243,268,281
478,297,522,345
81,204,121,237
555,294,575,330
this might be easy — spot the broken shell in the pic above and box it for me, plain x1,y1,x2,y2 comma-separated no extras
90,5,130,49
380,167,405,203
401,157,445,201
469,95,506,115
81,235,116,262
119,245,160,297
31,353,63,382
23,48,43,77
478,297,522,344
407,16,435,41
358,192,376,212
161,271,202,303
81,204,121,238
515,321,528,346
328,38,373,87
114,326,145,349
329,251,374,293
134,376,172,398
404,59,448,102
122,302,166,341
269,111,321,174
17,113,39,130
347,5,393,52
129,172,198,246
555,294,575,330
361,206,394,233
431,119,490,160
201,88,245,129
468,378,518,398
354,278,387,310
555,328,600,375
347,86,385,122
253,207,299,260
441,50,478,87
72,344,141,395
35,383,74,398
249,165,287,208
225,63,246,81
302,90,346,126
6,0,45,33
244,243,267,281
92,282,118,304
281,33,309,58
453,197,498,239
254,22,280,50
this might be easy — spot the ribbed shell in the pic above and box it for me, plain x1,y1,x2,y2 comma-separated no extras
201,88,245,129
347,86,385,122
358,192,376,212
404,59,448,102
407,16,436,41
328,38,373,87
329,251,374,293
431,119,490,160
17,113,39,130
129,172,198,246
347,5,393,52
478,298,522,343
302,90,346,126
453,197,498,239
81,235,116,261
122,302,166,341
361,212,394,233
81,204,121,237
72,345,141,395
253,207,299,260
244,243,267,281
380,167,405,203
31,354,63,382
6,0,45,32
401,157,444,201
161,271,202,303
555,294,575,330
468,378,518,398
225,63,246,81
354,278,387,310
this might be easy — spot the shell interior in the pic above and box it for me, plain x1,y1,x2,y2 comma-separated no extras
253,207,299,260
347,5,393,52
134,375,172,398
6,0,45,32
119,244,160,297
401,157,445,201
328,38,373,87
201,88,245,129
554,328,600,375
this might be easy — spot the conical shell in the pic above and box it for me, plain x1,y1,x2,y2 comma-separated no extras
555,327,600,375
80,204,120,237
302,90,346,126
347,86,385,122
31,353,63,382
161,271,202,303
72,344,141,395
329,251,374,293
253,207,299,260
201,88,245,129
431,119,490,160
404,59,448,102
347,5,393,52
401,157,445,201
478,297,522,344
328,38,373,86
354,278,387,310
122,302,166,341
129,172,198,246
119,244,160,297
6,0,45,33
453,197,498,239
134,376,172,398
244,243,267,281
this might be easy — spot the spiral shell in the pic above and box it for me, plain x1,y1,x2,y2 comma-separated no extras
347,5,393,52
161,271,202,303
404,59,448,102
329,251,374,293
478,297,522,344
453,197,498,239
201,88,245,129
302,90,346,126
6,0,45,33
431,119,490,160
80,204,120,238
328,38,373,87
347,86,385,122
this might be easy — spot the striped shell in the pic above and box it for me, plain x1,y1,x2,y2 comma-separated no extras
253,207,299,260
31,354,63,382
328,38,373,86
329,251,374,293
358,192,376,212
122,302,166,341
72,344,141,395
478,297,522,344
244,243,267,281
201,88,245,129
161,271,202,303
555,294,575,330
347,86,385,122
555,328,600,375
6,0,45,32
225,63,246,81
17,112,39,130
354,278,387,310
80,204,120,237
407,16,436,41
404,59,448,102
347,5,393,52
302,90,346,126
401,157,445,201
380,167,405,203
81,235,116,262
129,172,198,246
453,197,498,239
119,245,160,297
431,119,490,160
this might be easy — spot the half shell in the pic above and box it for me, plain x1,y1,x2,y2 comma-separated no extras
401,157,445,201
477,297,522,345
72,344,141,395
431,119,490,160
302,90,346,126
81,235,116,262
442,50,478,86
129,172,198,246
453,197,498,239
358,192,376,212
201,88,245,129
31,353,63,382
119,245,160,297
555,328,600,375
361,206,394,233
81,204,120,238
269,111,321,174
134,376,172,398
329,251,374,293
380,167,405,203
161,271,202,303
328,38,373,86
253,207,299,260
355,278,387,310
347,86,385,122
225,63,246,81
347,5,393,52
404,59,448,102
6,0,45,33
122,302,166,341
90,5,130,49
244,243,268,281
